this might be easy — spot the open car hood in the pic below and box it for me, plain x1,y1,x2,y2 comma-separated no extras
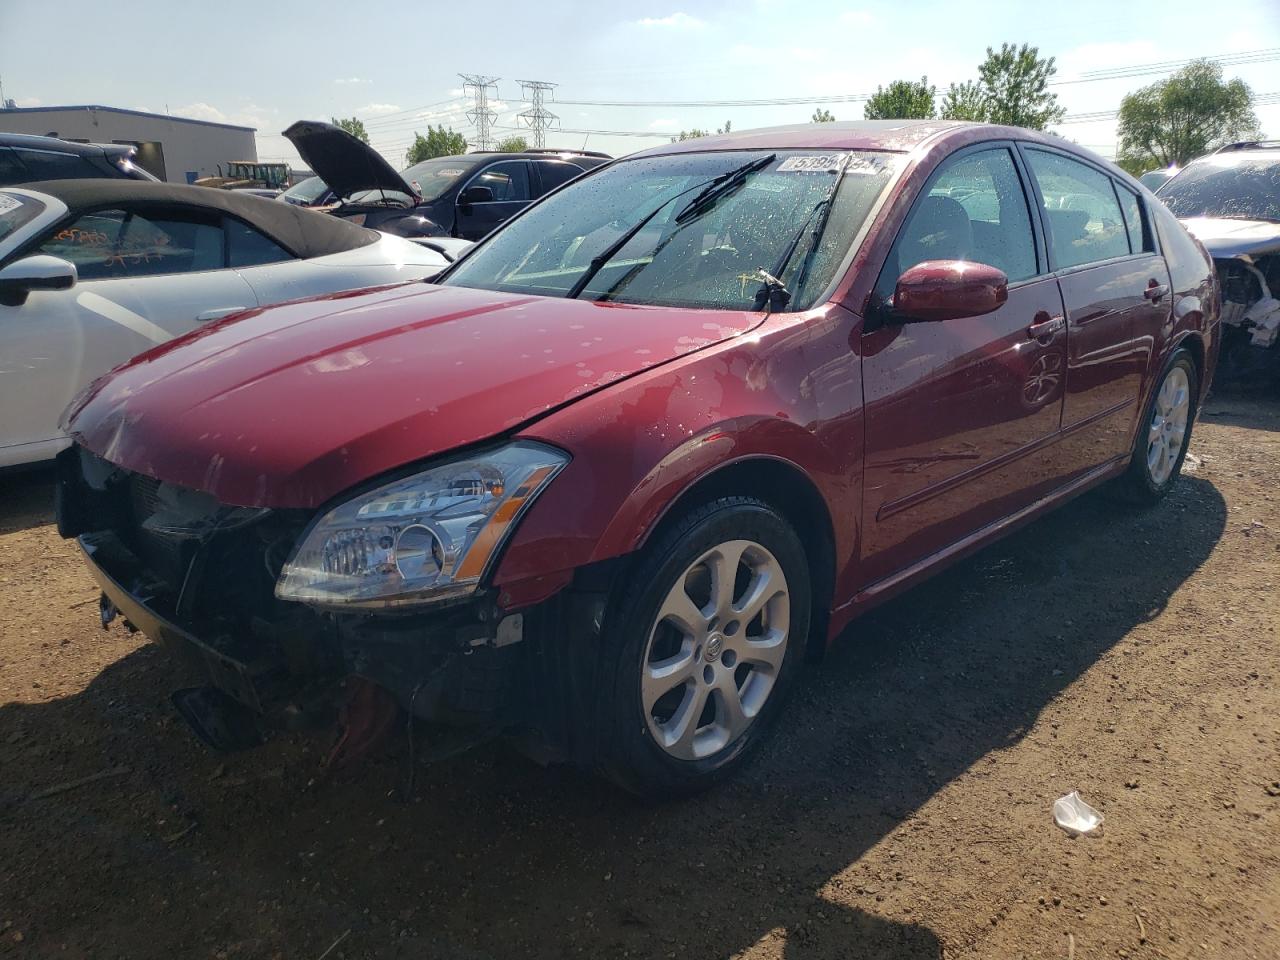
1180,216,1280,259
282,120,415,200
64,284,760,509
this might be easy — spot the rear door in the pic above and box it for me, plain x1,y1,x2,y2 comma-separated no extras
0,205,257,456
455,160,532,240
859,143,1068,584
1020,147,1170,474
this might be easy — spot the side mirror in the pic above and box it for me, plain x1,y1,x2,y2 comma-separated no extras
0,255,78,307
459,185,494,205
892,259,1008,323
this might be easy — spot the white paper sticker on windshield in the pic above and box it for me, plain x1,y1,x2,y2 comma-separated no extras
777,155,843,173
437,168,465,177
0,193,24,215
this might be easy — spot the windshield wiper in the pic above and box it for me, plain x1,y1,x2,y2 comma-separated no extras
753,155,848,311
674,153,776,225
565,155,777,301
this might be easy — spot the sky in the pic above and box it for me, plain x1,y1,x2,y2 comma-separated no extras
2,0,1279,170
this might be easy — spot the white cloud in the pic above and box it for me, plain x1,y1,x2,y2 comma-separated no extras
334,77,369,85
648,118,678,129
174,101,229,123
838,9,874,25
635,12,705,28
14,96,42,107
357,102,402,115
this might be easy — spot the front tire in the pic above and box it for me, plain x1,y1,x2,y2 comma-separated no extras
596,497,810,800
1116,349,1198,504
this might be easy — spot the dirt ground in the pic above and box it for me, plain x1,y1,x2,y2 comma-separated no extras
1,392,1277,960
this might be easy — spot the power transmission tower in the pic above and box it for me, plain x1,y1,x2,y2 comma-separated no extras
459,74,500,150
517,80,559,149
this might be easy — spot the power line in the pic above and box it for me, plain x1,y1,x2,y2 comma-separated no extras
460,73,500,150
517,80,559,148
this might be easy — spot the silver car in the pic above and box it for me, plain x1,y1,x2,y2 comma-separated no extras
0,180,455,468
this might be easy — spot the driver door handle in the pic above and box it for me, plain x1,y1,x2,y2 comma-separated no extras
195,306,247,322
1027,315,1065,340
1143,281,1169,302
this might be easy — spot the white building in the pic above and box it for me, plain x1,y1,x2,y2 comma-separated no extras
0,104,257,183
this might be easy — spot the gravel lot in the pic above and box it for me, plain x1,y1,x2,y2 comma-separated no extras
1,392,1277,960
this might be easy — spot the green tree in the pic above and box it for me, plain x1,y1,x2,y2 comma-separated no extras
940,44,1064,129
405,125,468,164
811,107,835,123
673,120,730,142
495,135,529,152
940,80,989,121
978,43,1064,128
331,116,369,143
863,78,936,120
1116,59,1261,170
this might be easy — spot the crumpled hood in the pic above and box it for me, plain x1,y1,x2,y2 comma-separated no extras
65,283,758,508
283,120,415,200
1180,216,1280,259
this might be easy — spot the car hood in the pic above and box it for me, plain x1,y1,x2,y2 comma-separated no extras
1179,216,1280,259
65,284,760,509
282,120,415,200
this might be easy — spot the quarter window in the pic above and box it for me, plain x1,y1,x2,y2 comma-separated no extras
877,146,1037,301
472,161,530,202
1025,150,1130,269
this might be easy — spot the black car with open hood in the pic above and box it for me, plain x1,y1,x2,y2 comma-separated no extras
282,120,609,242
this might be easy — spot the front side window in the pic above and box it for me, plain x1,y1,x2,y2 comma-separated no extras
13,149,102,181
471,161,530,202
1157,154,1280,222
445,149,900,312
36,208,224,280
400,158,480,201
1026,150,1130,269
878,146,1037,300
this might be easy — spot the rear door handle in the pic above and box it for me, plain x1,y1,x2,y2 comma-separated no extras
1027,315,1065,340
1143,281,1169,302
195,306,247,322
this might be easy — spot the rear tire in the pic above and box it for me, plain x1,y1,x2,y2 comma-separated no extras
1115,349,1198,504
595,497,810,800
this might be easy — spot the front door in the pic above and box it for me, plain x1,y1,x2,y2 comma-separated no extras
455,160,531,240
859,144,1067,585
0,207,256,462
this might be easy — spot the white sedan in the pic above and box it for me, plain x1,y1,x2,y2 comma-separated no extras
0,180,457,468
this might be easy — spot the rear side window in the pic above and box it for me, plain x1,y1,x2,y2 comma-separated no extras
0,148,30,187
472,161,530,202
1025,150,1130,269
36,208,225,280
13,149,105,181
876,146,1037,301
535,160,582,194
225,218,293,267
1114,183,1149,254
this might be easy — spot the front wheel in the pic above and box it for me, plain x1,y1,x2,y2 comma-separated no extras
1116,349,1199,504
597,497,811,799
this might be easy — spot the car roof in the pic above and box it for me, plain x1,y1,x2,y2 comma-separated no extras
14,179,378,260
0,132,124,159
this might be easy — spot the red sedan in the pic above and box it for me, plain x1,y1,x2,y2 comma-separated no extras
57,121,1218,798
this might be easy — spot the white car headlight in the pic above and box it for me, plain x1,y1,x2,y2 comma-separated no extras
276,442,567,609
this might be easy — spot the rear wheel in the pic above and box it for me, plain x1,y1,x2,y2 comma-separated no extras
597,497,810,799
1116,349,1198,504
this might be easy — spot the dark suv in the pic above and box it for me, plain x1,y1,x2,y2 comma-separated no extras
0,133,158,186
283,120,608,241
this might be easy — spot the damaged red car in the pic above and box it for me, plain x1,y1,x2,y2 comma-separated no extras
57,121,1218,798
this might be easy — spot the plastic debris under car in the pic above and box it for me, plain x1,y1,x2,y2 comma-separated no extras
1053,791,1105,836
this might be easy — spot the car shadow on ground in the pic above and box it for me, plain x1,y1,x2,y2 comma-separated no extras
0,464,55,535
0,474,1227,959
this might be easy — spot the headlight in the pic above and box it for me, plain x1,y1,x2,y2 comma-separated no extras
276,442,567,609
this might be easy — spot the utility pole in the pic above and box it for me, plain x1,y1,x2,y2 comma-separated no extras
517,80,559,149
459,74,499,151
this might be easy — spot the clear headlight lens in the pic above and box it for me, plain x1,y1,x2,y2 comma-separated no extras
276,442,567,609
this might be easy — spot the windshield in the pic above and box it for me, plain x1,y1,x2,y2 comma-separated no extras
0,192,46,243
400,158,480,202
282,176,330,203
1158,154,1280,222
443,149,899,311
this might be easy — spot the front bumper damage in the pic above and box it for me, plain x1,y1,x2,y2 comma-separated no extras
56,446,608,763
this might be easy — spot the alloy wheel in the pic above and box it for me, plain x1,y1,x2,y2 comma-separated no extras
1146,366,1191,486
641,539,790,761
